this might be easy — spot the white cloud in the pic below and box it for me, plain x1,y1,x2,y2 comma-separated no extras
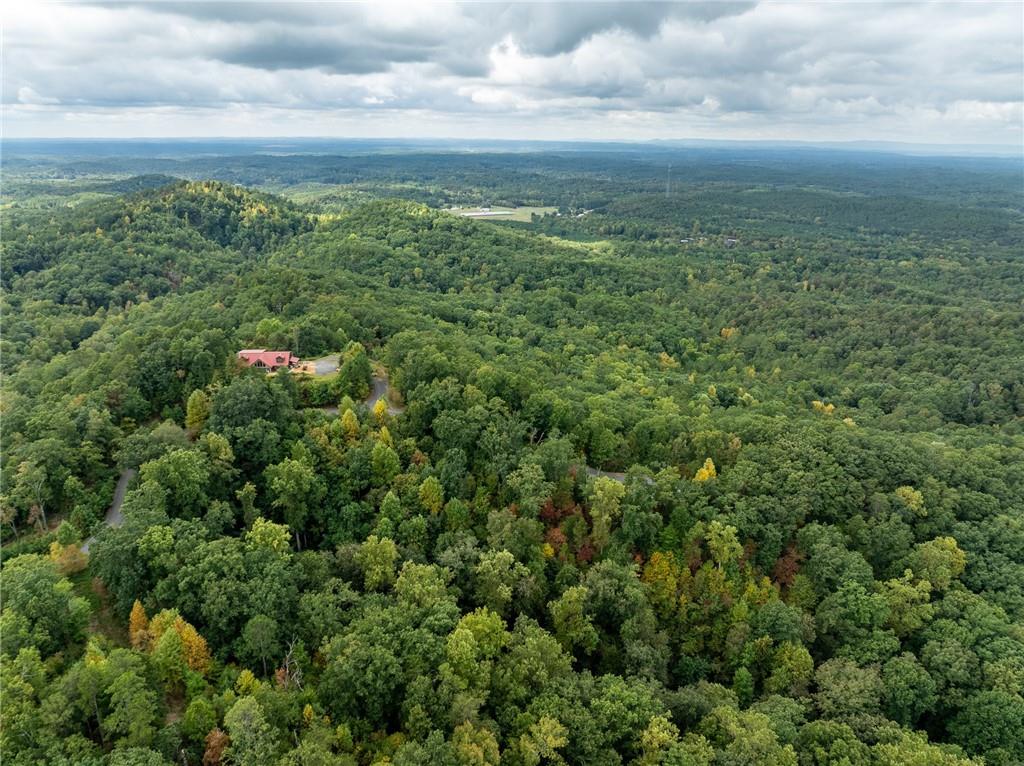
2,1,1021,144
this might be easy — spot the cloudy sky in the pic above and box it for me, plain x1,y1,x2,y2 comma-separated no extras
4,1,1022,145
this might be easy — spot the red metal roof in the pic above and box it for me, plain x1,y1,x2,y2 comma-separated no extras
237,350,297,368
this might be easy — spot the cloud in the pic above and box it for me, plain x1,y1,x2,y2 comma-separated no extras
2,1,1021,143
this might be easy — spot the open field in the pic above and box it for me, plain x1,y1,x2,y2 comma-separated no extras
452,205,558,222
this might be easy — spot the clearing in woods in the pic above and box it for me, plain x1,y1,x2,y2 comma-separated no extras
454,205,557,222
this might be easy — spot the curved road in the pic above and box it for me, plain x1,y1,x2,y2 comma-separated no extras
319,370,404,417
585,465,627,482
78,408,631,558
82,366,401,553
365,372,403,415
81,467,137,553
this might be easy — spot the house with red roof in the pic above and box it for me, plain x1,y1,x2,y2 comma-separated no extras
237,349,299,371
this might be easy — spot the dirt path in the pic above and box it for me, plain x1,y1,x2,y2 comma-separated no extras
82,467,137,553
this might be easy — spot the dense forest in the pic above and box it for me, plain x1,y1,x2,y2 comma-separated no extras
1,146,1023,766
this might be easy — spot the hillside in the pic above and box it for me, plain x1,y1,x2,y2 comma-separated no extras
1,181,311,372
2,166,1023,766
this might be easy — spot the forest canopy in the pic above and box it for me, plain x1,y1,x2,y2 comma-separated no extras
1,146,1022,766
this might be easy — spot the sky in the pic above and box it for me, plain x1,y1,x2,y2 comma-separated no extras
3,1,1023,145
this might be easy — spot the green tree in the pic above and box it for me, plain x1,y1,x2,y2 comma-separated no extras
223,696,279,766
185,389,211,436
699,705,798,766
265,457,325,547
948,690,1024,762
358,534,398,592
103,670,159,748
337,343,372,400
813,659,883,719
794,720,872,766
0,555,89,657
10,460,52,530
474,549,532,618
245,516,292,554
549,585,598,654
590,476,625,552
908,537,967,591
419,476,445,516
151,625,187,692
139,448,210,518
371,442,402,486
507,462,553,518
243,614,281,676
881,653,937,727
182,696,218,744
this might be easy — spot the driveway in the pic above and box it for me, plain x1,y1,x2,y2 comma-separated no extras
584,465,627,482
312,354,339,375
82,467,137,553
366,372,404,415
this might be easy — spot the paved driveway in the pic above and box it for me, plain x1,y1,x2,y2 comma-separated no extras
82,467,137,553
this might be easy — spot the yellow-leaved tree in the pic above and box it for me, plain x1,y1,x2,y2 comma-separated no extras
693,458,717,482
341,408,360,441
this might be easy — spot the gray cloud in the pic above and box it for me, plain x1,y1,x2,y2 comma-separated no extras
3,1,1021,144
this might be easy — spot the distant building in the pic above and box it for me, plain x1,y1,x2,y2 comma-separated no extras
237,349,298,371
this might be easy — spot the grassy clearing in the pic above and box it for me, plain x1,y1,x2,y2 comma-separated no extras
539,234,616,255
453,205,558,222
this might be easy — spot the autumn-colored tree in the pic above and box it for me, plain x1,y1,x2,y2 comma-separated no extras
203,727,230,766
129,600,150,650
147,609,178,646
693,458,717,482
48,539,87,576
176,616,212,674
133,606,211,675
